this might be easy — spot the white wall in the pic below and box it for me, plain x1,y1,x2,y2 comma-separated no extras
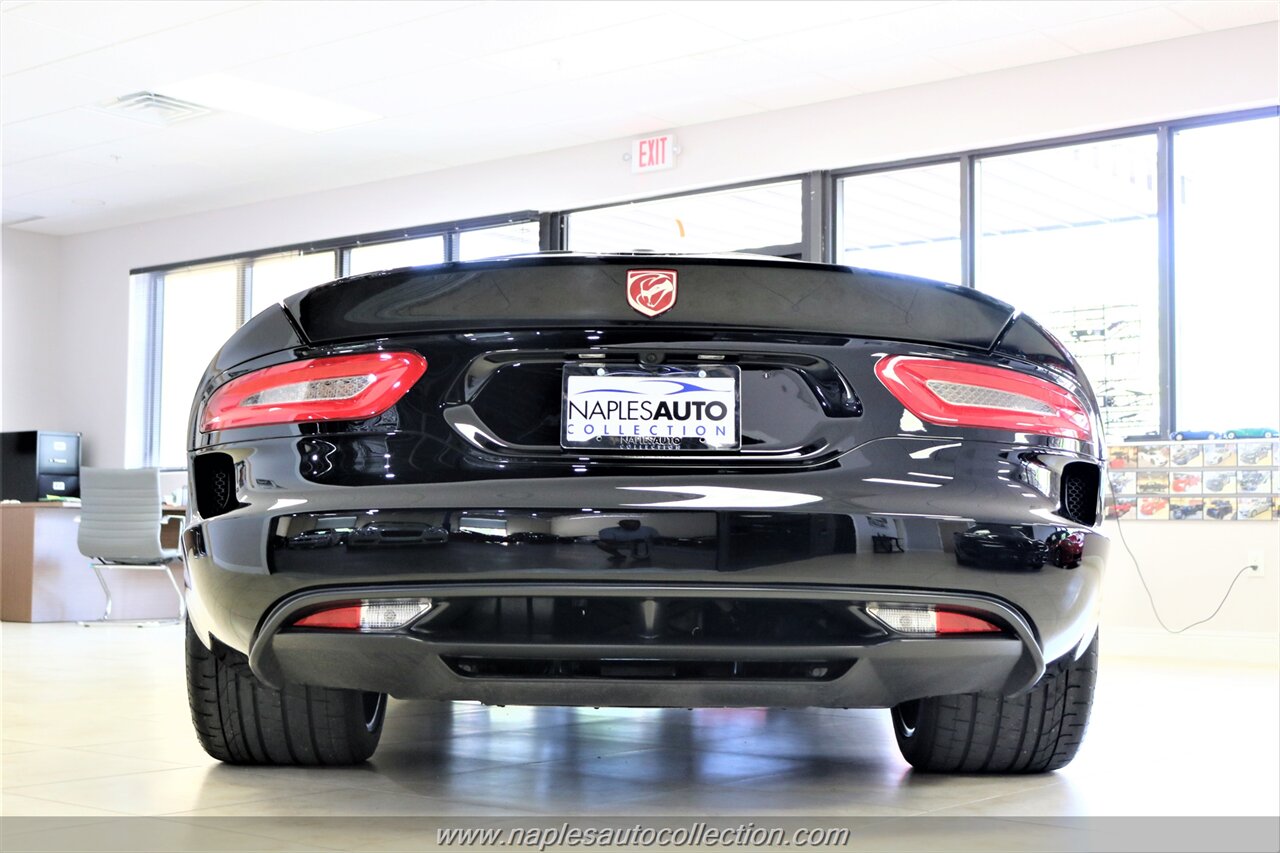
3,25,1277,646
0,227,66,433
1101,519,1279,663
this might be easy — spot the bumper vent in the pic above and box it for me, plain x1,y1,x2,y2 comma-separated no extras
1060,462,1100,526
443,657,854,681
193,452,241,519
420,596,879,646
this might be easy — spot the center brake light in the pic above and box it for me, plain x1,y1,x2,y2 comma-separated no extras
200,351,426,433
875,356,1091,442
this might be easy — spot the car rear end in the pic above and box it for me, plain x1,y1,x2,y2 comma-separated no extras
182,254,1106,771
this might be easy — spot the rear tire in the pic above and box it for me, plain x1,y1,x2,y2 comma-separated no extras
891,633,1097,774
185,619,385,765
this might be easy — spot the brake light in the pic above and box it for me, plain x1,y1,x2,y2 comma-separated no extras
200,352,426,433
875,356,1091,442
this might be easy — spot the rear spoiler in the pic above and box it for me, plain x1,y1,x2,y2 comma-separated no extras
286,255,1018,351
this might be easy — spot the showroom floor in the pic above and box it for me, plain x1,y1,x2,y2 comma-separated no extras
2,622,1276,850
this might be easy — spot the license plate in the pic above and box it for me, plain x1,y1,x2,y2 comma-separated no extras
562,364,741,452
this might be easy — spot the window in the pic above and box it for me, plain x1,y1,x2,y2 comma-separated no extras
138,215,538,466
154,263,239,467
459,221,540,260
976,136,1161,441
566,181,802,255
134,110,1280,466
836,162,961,283
249,251,336,318
347,235,445,276
1173,116,1280,432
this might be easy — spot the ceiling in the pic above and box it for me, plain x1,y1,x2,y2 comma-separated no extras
1,0,1275,236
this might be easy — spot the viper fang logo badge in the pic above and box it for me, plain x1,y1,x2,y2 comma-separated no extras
626,269,677,317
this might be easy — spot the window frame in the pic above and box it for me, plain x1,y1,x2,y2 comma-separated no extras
831,156,965,283
561,174,811,259
828,106,1278,437
972,132,1163,439
140,260,250,468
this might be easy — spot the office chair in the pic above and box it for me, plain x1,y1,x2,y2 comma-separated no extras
76,467,186,626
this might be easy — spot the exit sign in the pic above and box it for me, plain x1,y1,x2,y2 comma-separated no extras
630,133,677,174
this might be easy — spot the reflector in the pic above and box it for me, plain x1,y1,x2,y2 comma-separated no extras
865,603,1002,635
935,610,1003,634
293,604,361,630
292,598,433,631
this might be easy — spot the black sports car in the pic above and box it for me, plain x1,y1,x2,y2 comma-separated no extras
1207,499,1235,519
952,524,1050,571
1239,471,1270,492
1206,473,1236,493
182,254,1105,774
1240,445,1272,465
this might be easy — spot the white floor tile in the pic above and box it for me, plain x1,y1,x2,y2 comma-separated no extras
2,747,196,789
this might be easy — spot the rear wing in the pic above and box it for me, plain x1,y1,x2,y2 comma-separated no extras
285,255,1018,351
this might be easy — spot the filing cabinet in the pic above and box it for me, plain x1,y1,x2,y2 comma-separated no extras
0,431,82,501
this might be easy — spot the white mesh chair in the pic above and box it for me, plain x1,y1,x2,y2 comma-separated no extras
76,467,186,626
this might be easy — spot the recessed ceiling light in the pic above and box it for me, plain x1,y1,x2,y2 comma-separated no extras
160,74,381,133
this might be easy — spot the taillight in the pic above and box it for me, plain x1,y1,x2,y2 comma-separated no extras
866,603,1002,635
875,356,1091,442
200,351,426,433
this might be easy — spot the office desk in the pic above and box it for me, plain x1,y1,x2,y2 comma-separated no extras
0,502,186,622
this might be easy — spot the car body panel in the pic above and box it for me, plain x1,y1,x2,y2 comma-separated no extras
183,254,1106,710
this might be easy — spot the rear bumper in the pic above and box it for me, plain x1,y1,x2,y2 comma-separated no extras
246,581,1046,708
183,448,1106,709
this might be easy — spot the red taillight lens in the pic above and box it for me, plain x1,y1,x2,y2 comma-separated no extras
293,604,362,630
200,351,426,433
875,356,1091,442
935,610,1003,635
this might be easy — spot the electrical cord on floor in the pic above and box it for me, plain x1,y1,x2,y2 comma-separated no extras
1106,478,1257,634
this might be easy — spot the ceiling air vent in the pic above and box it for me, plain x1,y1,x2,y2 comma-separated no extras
100,92,212,126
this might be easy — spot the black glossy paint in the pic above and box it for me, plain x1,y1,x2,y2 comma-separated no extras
184,254,1107,709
